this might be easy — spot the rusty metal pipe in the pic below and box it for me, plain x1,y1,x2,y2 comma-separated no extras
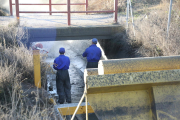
12,3,86,5
67,0,71,26
49,0,52,15
9,0,13,16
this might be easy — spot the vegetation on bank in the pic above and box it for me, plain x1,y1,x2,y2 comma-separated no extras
100,0,180,58
125,0,180,57
0,6,8,16
0,16,56,119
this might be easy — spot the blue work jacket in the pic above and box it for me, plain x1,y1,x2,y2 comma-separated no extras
53,55,70,70
82,44,102,62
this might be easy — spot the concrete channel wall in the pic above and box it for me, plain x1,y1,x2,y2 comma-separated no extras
85,55,180,120
26,25,125,45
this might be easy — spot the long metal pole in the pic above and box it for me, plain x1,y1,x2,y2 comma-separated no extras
85,82,88,120
126,0,129,32
71,93,85,120
67,0,71,25
9,0,13,16
49,0,52,15
129,0,135,36
167,0,173,38
86,94,88,120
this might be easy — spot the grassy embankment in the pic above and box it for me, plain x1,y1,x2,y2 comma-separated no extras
125,0,180,57
98,0,180,58
0,9,57,119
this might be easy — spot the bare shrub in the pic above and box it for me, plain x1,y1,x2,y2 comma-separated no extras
0,26,27,48
88,0,114,11
52,0,115,13
0,74,56,120
0,10,6,16
0,24,55,119
127,0,180,57
0,6,8,16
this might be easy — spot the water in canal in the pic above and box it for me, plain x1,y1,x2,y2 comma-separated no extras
34,40,105,120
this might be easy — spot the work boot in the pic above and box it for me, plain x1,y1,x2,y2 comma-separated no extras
58,100,64,104
58,95,64,104
66,100,71,103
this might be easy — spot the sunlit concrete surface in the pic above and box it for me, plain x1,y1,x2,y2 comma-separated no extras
98,55,180,75
0,14,121,27
85,64,180,120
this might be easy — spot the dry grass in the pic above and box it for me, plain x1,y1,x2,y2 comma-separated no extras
0,10,6,16
52,0,114,13
0,24,56,119
0,6,8,16
126,0,180,57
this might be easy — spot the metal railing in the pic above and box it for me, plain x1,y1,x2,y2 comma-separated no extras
9,0,118,25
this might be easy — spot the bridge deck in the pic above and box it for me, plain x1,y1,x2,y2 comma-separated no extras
0,14,121,27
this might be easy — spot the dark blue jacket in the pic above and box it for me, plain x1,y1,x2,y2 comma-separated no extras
82,44,102,62
53,55,70,70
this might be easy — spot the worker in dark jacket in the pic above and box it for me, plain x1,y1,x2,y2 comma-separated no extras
82,38,102,68
53,47,71,104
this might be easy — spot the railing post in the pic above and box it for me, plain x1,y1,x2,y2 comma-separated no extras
49,0,52,15
67,0,71,25
15,0,20,24
9,0,13,16
114,0,118,23
85,0,88,15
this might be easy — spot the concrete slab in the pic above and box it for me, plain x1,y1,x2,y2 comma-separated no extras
153,85,180,119
88,90,152,120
